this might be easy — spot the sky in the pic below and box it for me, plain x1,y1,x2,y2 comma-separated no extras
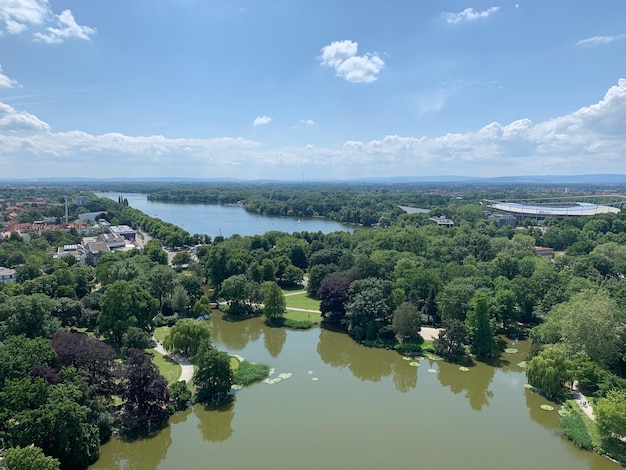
1,1,625,180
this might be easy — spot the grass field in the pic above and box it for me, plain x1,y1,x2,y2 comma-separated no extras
150,350,181,384
153,326,171,343
283,291,321,311
284,309,321,324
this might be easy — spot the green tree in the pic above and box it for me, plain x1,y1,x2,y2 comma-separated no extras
171,284,191,314
163,318,212,357
144,239,168,265
99,280,158,346
192,296,213,319
0,293,59,340
392,302,421,343
465,292,495,358
494,288,518,331
345,279,391,342
526,346,570,399
433,320,468,361
219,274,253,315
595,390,626,438
172,251,192,270
263,281,286,325
147,264,176,309
194,343,233,406
3,446,60,470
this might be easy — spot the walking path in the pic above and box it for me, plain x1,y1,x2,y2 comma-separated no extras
153,339,194,383
572,380,595,420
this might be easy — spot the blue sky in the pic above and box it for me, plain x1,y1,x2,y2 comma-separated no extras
1,1,625,180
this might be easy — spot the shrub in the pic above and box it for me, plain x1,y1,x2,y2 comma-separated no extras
560,409,593,449
234,361,270,386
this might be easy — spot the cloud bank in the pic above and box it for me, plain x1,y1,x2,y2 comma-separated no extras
2,79,626,179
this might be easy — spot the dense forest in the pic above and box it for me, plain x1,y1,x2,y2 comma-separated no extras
1,182,626,467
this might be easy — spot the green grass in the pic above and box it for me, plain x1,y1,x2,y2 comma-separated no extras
234,361,270,386
153,326,171,343
559,404,593,449
283,291,321,311
284,309,321,324
150,350,182,384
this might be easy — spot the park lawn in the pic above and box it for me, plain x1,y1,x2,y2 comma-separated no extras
153,326,171,343
284,292,321,311
284,309,321,324
150,350,182,384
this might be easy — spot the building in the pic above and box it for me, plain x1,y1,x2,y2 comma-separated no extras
535,246,555,259
429,215,454,227
54,244,88,263
0,266,16,282
82,233,137,265
484,196,626,223
109,225,136,241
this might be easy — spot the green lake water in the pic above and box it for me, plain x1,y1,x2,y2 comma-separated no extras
90,315,620,470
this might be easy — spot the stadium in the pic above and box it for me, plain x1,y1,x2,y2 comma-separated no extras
484,195,626,222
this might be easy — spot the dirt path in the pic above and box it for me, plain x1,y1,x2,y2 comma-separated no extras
153,340,194,383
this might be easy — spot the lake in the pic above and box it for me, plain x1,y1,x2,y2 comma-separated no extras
90,316,618,470
96,193,354,238
89,192,619,470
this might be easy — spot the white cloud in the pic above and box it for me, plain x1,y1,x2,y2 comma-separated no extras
442,7,500,24
300,119,314,125
576,34,625,47
253,115,272,126
6,19,26,34
0,1,95,42
0,65,20,88
34,9,96,43
319,40,384,83
0,102,50,131
2,79,626,178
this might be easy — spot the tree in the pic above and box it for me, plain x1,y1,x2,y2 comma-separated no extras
345,279,391,342
219,274,253,315
172,251,192,270
533,290,626,367
317,274,359,324
465,292,496,358
392,302,421,343
437,278,476,324
144,239,168,265
192,295,213,319
0,336,57,385
99,280,158,346
494,288,518,331
433,320,468,361
147,264,176,309
3,446,60,470
194,343,233,406
163,318,212,357
51,297,83,327
595,390,626,438
526,346,570,399
171,284,191,314
263,281,286,325
0,293,59,340
169,381,192,411
176,272,204,304
120,349,170,429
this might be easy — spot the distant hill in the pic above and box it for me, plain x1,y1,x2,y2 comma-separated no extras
1,174,626,185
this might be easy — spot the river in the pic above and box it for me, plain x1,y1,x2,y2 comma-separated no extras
89,192,618,469
96,193,354,238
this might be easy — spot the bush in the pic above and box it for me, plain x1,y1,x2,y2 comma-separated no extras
169,381,192,411
560,409,593,449
234,361,270,386
282,318,314,329
153,312,179,327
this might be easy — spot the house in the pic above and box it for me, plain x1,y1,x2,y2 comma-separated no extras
429,215,454,227
0,266,16,282
82,233,137,265
535,246,555,259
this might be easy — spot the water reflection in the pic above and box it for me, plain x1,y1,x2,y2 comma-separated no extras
436,360,495,411
196,403,235,442
209,313,263,350
316,328,417,392
92,424,172,470
264,327,287,357
525,388,560,433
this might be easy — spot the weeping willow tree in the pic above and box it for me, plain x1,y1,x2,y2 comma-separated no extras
526,346,571,399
